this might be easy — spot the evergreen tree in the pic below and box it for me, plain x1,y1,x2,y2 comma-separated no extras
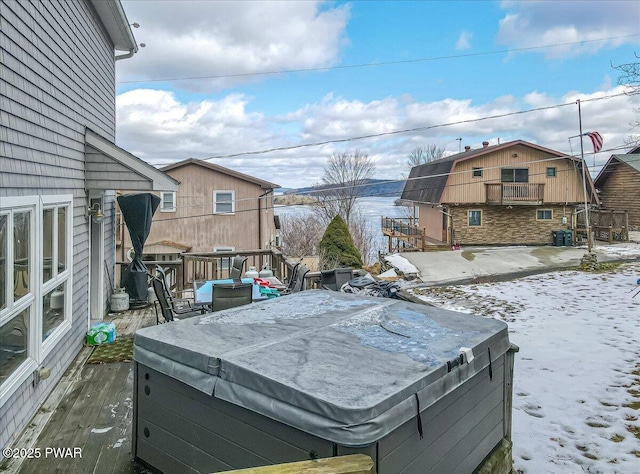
318,215,363,269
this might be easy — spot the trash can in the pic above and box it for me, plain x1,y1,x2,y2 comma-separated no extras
563,230,574,247
552,230,563,246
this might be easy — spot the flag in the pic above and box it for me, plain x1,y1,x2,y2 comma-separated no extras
585,131,603,153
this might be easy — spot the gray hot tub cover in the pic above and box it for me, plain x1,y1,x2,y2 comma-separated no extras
134,290,509,446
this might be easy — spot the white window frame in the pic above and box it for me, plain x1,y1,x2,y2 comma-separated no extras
160,191,176,212
472,167,483,178
213,190,235,215
468,209,482,227
0,195,73,406
214,246,235,270
40,196,73,357
536,209,553,220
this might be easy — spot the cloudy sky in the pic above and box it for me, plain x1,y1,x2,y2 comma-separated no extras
116,0,640,189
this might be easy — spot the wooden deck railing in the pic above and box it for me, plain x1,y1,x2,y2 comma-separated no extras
485,183,544,204
381,217,427,251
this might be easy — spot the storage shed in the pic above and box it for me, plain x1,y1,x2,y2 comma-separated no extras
133,290,514,473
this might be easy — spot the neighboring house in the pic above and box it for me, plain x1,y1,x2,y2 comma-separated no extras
119,158,280,260
401,140,598,245
594,153,640,230
0,0,177,456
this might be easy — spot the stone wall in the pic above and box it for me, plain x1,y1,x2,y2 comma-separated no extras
450,205,572,245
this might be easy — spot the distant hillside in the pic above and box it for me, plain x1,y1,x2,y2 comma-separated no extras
282,179,405,198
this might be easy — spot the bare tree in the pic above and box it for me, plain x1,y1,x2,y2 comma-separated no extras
613,56,640,146
278,213,324,258
312,149,375,226
407,144,445,168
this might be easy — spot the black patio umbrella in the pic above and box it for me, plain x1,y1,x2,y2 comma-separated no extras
117,193,161,305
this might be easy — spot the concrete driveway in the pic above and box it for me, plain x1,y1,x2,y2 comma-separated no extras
401,242,639,286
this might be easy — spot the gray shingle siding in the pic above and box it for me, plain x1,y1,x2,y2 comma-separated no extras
1,0,117,455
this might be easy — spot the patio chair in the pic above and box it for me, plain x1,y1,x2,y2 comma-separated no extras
282,262,300,293
281,264,309,295
155,265,194,311
151,277,206,323
211,282,253,312
320,268,354,291
229,255,248,280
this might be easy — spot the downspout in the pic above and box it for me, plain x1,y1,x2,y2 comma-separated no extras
258,190,271,250
115,49,135,61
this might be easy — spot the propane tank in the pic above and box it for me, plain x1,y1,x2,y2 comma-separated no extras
110,288,130,312
259,265,273,278
244,266,259,279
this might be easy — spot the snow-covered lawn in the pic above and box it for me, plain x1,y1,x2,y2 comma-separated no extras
410,263,640,474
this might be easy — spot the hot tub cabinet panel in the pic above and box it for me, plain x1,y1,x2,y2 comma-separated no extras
133,290,512,473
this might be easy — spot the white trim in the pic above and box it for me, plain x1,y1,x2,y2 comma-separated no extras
213,190,235,215
0,194,73,407
160,191,176,212
85,129,178,192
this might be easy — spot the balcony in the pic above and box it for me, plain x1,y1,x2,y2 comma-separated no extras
485,183,544,205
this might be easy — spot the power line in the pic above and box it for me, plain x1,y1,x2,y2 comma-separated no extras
187,92,636,161
132,145,637,221
116,34,640,84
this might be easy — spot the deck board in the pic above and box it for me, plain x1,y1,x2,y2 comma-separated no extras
16,306,157,474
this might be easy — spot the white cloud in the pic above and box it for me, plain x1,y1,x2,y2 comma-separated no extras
116,86,639,188
118,1,350,92
456,31,473,50
496,1,640,58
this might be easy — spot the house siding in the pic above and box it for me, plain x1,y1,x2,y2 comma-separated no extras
122,164,277,254
596,162,640,230
441,145,584,205
449,205,571,245
1,0,116,454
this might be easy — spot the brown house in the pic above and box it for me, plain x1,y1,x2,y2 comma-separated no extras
594,153,640,230
401,140,598,245
119,159,280,258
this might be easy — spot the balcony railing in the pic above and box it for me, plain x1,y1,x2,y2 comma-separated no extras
485,183,544,205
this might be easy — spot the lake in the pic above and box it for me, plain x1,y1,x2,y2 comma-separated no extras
274,196,411,261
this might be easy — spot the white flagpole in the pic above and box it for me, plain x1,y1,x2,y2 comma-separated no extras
577,99,592,252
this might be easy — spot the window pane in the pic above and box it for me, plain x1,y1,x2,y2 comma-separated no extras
546,167,557,177
14,211,30,300
58,207,66,273
514,169,529,183
161,193,174,210
0,215,6,310
469,211,481,226
472,168,482,177
43,284,65,341
216,193,233,213
0,307,30,386
500,169,513,182
43,208,54,282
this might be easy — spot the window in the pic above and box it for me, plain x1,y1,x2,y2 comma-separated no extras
468,210,482,226
214,246,235,270
546,167,557,177
501,168,529,183
214,191,235,214
1,195,72,401
536,209,553,220
160,192,176,212
472,167,483,178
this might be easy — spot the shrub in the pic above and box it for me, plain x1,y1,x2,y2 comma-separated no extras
318,215,363,269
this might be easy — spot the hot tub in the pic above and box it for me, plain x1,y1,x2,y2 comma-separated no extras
133,290,514,473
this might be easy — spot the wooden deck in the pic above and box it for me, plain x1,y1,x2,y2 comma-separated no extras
8,307,156,474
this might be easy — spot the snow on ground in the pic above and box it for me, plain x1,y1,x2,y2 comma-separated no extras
410,263,640,474
384,253,419,275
